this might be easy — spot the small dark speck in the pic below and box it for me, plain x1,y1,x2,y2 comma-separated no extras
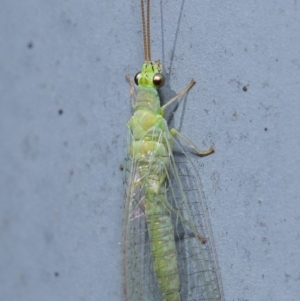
58,109,63,115
264,127,268,131
232,111,237,120
243,86,248,92
54,272,59,277
27,42,33,49
119,164,124,171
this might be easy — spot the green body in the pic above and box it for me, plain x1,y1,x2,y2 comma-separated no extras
123,2,224,300
128,62,180,301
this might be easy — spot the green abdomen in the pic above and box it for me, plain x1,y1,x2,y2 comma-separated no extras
144,186,181,301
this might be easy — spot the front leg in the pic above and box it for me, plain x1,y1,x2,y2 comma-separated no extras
126,75,136,109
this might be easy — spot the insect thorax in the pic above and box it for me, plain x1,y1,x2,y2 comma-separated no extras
134,86,161,112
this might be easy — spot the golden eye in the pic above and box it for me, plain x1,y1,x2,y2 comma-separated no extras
153,73,165,88
134,72,141,85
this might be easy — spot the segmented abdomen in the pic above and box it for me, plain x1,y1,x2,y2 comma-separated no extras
144,183,181,301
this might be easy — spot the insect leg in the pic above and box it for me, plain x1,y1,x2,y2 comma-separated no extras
163,197,207,243
126,75,136,109
170,128,214,156
161,79,196,110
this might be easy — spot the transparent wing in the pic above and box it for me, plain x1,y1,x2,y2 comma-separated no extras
122,127,224,301
167,137,224,301
122,128,162,301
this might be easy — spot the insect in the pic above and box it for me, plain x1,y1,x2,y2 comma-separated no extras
122,1,224,300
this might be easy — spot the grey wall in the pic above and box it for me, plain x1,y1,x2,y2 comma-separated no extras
1,0,299,300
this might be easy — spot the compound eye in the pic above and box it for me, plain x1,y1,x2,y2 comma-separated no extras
153,73,165,88
134,72,141,85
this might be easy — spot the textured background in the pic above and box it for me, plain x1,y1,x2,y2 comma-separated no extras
1,0,300,300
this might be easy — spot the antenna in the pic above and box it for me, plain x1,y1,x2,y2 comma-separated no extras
140,0,151,61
